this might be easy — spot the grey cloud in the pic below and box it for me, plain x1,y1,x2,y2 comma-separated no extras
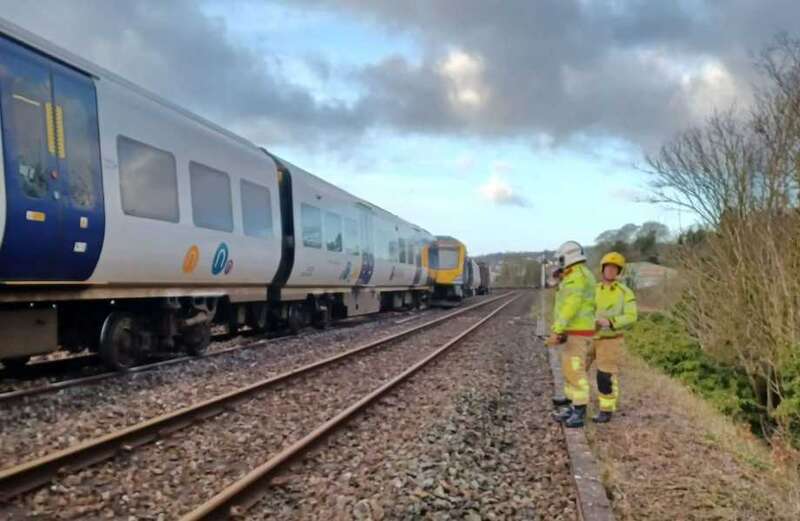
5,1,800,153
295,0,800,150
0,0,368,147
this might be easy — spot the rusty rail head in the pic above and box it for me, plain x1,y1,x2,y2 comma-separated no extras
0,293,511,503
179,293,521,520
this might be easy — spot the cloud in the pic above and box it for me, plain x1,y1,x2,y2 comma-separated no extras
292,0,800,150
479,174,530,207
5,0,800,153
0,1,369,147
438,49,489,111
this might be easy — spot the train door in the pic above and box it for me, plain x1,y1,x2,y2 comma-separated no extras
0,36,104,280
356,204,374,285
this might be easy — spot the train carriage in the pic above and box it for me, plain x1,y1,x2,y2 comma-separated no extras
425,235,467,306
0,19,436,371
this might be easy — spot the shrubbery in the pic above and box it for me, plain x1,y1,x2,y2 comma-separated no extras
627,312,762,433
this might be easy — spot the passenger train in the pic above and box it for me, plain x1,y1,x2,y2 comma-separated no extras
0,20,485,371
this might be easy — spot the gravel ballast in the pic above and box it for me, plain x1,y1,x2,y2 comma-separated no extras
3,296,528,519
0,303,470,468
247,291,577,520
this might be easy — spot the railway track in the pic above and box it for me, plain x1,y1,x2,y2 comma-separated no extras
0,302,460,404
0,292,516,512
182,293,521,520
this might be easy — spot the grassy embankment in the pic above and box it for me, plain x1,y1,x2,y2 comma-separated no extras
532,288,800,520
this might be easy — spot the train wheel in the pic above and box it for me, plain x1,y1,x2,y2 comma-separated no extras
183,323,211,356
2,355,31,372
99,312,143,371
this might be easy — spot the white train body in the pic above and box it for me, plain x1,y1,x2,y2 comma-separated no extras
0,19,438,368
91,77,283,289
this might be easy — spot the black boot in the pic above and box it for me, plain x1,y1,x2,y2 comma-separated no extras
592,411,613,423
564,405,586,428
552,396,571,407
552,406,573,423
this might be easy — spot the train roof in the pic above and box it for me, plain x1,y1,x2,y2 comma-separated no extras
0,17,259,152
273,154,432,236
434,235,463,243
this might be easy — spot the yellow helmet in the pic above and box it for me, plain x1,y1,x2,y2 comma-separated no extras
601,251,626,271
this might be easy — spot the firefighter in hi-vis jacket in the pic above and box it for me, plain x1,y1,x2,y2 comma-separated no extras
587,251,637,423
546,241,596,428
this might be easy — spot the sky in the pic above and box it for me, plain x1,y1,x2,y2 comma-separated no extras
1,1,794,254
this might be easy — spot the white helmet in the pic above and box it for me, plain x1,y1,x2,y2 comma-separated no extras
556,241,586,268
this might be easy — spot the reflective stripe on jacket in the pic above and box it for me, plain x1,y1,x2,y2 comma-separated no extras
595,281,637,338
552,263,596,335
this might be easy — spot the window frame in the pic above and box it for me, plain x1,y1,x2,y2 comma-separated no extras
117,135,180,223
344,217,360,257
301,203,323,249
189,160,233,233
324,211,343,253
240,179,273,239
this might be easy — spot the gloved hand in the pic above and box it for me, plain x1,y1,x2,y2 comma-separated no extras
545,333,567,346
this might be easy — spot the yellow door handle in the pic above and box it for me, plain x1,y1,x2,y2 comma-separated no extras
55,105,66,159
45,102,56,155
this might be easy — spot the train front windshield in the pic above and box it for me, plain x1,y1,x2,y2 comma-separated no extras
430,247,459,270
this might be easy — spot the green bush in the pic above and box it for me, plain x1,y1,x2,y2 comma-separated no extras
627,313,761,430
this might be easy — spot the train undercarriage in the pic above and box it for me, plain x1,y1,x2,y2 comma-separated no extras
0,287,431,371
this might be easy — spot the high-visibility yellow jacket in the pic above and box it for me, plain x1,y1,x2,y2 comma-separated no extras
595,281,638,338
552,263,596,335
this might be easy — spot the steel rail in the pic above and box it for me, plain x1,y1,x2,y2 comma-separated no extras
0,292,511,502
181,293,521,520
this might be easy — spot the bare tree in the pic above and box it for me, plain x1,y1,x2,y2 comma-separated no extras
645,35,800,442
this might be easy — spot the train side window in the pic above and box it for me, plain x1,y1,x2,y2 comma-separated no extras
241,179,273,238
325,211,343,252
118,136,179,222
189,161,233,232
344,218,359,256
55,75,99,209
429,247,439,269
301,203,322,248
9,92,49,199
373,220,388,260
389,240,398,262
398,238,407,263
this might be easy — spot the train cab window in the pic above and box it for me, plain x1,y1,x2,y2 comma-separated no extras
241,180,273,238
118,136,179,222
438,248,460,269
398,238,407,263
190,161,233,232
344,218,359,256
301,203,322,248
389,240,398,262
324,211,343,252
9,92,49,199
407,241,414,265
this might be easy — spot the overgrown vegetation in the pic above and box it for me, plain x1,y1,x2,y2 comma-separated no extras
627,313,762,431
644,34,800,448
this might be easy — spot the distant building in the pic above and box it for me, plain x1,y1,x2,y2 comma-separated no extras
625,262,677,289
